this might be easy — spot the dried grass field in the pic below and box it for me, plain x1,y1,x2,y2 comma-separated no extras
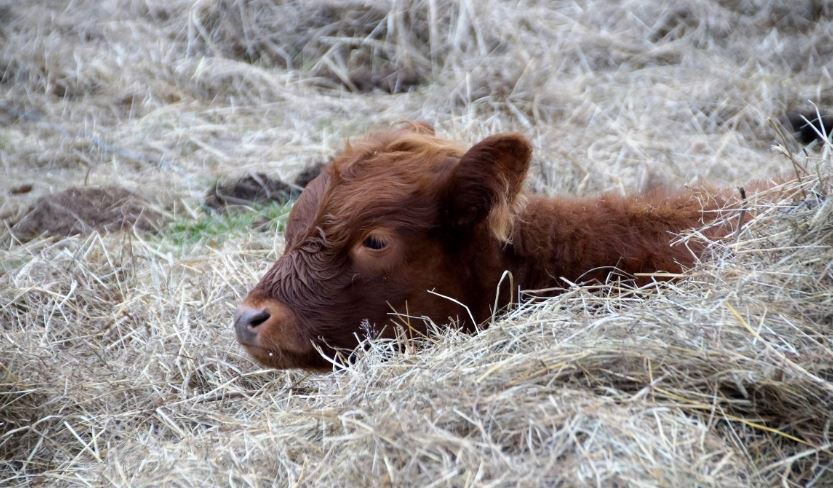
2,0,833,486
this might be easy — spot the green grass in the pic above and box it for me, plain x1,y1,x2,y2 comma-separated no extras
160,201,293,248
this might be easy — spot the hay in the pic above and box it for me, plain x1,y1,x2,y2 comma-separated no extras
1,0,832,486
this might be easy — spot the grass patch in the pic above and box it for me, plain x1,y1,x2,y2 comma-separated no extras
160,201,293,248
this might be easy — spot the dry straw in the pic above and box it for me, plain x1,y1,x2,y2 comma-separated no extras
2,0,832,486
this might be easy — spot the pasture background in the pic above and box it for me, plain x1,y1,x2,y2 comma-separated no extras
1,0,832,486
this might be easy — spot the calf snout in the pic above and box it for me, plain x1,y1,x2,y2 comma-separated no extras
234,307,271,344
233,295,323,368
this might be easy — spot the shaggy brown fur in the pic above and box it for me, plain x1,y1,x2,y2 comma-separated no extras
235,123,747,369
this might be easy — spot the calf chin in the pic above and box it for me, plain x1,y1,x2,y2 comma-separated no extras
241,342,331,370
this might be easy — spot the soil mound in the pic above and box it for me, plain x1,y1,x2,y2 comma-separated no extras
12,186,161,241
294,163,325,189
787,110,833,144
204,173,297,211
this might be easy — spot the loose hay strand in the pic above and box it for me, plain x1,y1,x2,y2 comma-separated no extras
726,302,833,397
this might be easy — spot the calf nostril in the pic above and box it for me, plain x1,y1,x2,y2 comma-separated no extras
247,309,271,328
234,306,273,345
235,308,272,338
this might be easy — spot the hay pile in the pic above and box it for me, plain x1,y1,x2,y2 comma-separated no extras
1,0,832,485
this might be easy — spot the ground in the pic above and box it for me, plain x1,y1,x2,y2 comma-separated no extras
1,0,832,486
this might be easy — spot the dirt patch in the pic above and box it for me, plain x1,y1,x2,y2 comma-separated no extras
11,186,161,241
787,110,833,144
204,173,297,211
294,163,326,189
316,67,423,94
205,167,325,212
9,184,33,195
716,1,829,33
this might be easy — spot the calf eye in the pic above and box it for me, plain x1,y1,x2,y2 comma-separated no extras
362,235,387,250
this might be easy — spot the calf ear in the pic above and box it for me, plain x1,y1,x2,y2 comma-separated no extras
443,133,532,240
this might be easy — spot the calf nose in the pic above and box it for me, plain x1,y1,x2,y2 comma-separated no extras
234,306,271,343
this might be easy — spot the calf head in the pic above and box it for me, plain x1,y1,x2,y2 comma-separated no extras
235,123,532,369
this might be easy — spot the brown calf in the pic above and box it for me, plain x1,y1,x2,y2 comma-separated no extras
235,123,745,369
